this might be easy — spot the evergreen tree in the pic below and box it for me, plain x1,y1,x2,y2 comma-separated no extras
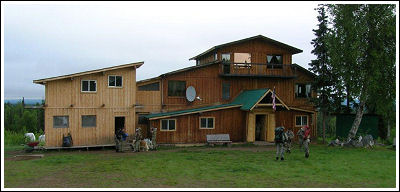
309,4,336,143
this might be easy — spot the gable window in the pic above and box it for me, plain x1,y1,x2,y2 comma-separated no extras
222,82,230,100
200,117,214,129
168,80,186,97
267,55,283,69
82,115,96,127
161,119,176,131
295,115,308,127
81,80,97,92
234,53,251,68
138,82,160,91
295,83,312,98
53,116,69,128
108,75,123,88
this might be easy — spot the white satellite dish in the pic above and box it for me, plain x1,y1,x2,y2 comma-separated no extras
186,86,196,102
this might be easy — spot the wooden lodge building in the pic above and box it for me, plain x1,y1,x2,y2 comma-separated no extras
34,35,317,147
33,62,143,147
137,35,317,144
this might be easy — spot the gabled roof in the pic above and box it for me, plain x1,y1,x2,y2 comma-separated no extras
189,35,303,61
145,88,290,120
231,89,269,111
33,61,144,84
231,89,289,111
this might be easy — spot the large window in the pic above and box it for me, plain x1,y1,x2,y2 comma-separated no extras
108,75,123,88
81,80,97,92
295,83,312,98
295,115,308,127
82,115,96,127
53,116,69,128
222,82,230,100
200,117,214,129
234,53,251,68
267,55,283,68
168,80,186,97
161,119,176,131
138,82,160,91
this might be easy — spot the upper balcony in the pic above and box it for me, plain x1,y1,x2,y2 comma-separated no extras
217,61,297,78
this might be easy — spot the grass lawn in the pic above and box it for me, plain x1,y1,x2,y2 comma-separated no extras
3,144,397,188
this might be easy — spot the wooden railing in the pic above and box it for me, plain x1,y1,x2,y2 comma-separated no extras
218,62,296,77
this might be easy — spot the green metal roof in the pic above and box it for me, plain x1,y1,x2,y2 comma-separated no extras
231,89,269,111
145,103,242,120
145,89,270,120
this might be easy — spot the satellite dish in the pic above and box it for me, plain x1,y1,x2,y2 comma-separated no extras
186,86,196,102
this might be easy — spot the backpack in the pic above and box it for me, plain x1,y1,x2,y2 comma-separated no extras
274,127,285,143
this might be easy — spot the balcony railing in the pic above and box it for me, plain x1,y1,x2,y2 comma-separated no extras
218,61,297,78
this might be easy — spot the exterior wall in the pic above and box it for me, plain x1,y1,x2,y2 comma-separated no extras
275,110,317,138
157,64,315,112
136,80,162,113
149,107,247,144
197,39,293,65
44,67,137,147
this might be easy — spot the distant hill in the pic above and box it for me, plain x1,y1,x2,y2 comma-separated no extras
4,99,44,105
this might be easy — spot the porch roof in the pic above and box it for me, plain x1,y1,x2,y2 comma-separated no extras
231,89,270,111
145,88,290,120
145,103,242,120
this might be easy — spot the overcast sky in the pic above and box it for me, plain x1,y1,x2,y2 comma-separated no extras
2,1,321,99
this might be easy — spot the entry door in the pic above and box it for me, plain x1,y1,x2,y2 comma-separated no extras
255,115,267,141
115,117,125,136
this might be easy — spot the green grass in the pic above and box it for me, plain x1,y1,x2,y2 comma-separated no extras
3,144,396,188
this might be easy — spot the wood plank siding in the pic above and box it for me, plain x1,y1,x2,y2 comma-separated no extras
150,107,247,144
42,66,138,147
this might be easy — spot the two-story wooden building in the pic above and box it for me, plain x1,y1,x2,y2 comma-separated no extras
33,62,143,147
136,35,317,144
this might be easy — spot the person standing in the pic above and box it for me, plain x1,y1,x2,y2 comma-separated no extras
303,125,311,158
134,127,142,152
274,126,287,161
150,127,157,150
297,127,305,149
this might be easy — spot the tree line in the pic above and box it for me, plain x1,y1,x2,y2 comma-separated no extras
4,101,45,134
310,4,396,143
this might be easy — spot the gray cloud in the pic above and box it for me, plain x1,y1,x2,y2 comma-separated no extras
3,2,318,99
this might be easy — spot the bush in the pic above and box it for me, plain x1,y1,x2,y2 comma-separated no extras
4,130,26,146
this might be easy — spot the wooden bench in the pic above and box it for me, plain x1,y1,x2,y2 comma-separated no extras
206,134,232,147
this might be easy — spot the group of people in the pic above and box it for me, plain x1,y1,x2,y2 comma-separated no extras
275,125,311,161
115,127,158,152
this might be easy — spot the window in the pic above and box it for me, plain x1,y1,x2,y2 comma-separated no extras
267,55,283,69
196,60,200,66
82,115,96,127
81,80,97,92
108,75,123,87
234,53,251,68
168,80,186,97
295,83,312,98
161,119,176,131
295,115,308,127
200,117,214,129
222,82,230,100
138,82,160,91
214,53,218,61
53,116,69,128
221,53,231,63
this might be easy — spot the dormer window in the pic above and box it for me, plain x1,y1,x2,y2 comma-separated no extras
267,55,283,69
